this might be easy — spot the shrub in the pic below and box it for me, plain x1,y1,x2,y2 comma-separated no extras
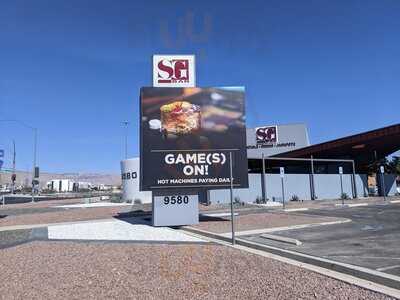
341,193,350,200
255,196,268,204
290,195,300,202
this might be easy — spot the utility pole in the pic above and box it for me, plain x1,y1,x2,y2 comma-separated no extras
122,121,129,159
0,120,38,201
12,140,16,194
32,127,37,202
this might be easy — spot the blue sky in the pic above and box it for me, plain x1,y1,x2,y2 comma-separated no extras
0,0,399,173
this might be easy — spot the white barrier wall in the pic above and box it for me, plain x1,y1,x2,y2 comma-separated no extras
209,173,369,204
208,174,262,204
120,158,152,204
380,174,398,196
313,174,353,200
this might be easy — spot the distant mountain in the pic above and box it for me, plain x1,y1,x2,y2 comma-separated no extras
0,169,121,187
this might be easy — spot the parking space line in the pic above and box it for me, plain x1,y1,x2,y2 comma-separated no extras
220,219,351,237
377,265,400,272
330,256,400,261
334,203,369,208
284,208,309,212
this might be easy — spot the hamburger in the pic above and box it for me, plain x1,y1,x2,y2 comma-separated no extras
160,101,201,135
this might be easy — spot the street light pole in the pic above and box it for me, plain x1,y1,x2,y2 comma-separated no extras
0,119,38,201
122,121,129,159
31,127,37,202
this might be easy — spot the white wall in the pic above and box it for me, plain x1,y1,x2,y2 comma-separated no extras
208,173,369,203
121,158,152,204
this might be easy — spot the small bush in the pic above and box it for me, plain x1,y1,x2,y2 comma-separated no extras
110,196,124,203
341,193,350,200
290,195,300,202
255,196,268,204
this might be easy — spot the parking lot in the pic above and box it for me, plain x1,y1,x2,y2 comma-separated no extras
243,203,400,276
2,199,395,299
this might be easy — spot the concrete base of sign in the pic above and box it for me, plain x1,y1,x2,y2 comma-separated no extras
152,191,199,227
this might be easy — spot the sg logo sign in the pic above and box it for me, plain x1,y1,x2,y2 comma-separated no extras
153,55,195,87
256,126,278,144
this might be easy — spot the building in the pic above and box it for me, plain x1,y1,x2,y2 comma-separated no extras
122,123,400,204
120,158,152,203
46,179,93,192
47,179,76,192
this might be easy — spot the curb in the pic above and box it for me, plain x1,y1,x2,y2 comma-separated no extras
183,226,400,292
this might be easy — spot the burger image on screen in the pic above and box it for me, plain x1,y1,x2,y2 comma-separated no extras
160,101,201,135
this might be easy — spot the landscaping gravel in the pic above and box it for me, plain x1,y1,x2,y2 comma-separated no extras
193,211,346,233
0,206,130,227
0,241,392,299
0,229,31,249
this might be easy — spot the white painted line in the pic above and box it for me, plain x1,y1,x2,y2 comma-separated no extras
284,208,309,212
201,212,239,217
56,202,132,208
260,233,302,246
390,200,400,204
347,203,368,207
377,265,400,272
249,202,282,207
335,203,368,207
221,219,351,237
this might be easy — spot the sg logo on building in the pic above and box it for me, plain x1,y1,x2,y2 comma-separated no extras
256,126,278,144
153,55,195,87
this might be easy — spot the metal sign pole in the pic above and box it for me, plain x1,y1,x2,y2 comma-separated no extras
352,160,357,198
281,177,285,209
261,153,266,203
229,152,235,245
280,167,285,209
310,155,315,200
381,166,386,201
340,174,344,205
339,166,344,205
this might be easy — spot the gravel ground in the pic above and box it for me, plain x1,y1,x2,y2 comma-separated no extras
0,241,392,300
0,206,131,227
193,212,345,233
0,229,31,249
1,198,87,209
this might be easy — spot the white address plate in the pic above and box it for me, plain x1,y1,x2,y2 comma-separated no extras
153,194,199,227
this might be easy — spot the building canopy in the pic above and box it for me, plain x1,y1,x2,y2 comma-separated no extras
273,123,400,173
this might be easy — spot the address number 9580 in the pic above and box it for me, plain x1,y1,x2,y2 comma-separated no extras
163,195,189,205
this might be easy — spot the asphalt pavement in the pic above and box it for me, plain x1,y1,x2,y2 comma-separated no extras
242,203,400,276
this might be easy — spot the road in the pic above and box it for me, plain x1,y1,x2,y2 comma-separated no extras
242,203,400,276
